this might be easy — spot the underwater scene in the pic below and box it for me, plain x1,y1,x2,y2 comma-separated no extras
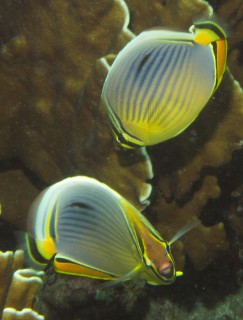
0,0,243,319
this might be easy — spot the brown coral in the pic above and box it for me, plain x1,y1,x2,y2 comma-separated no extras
34,268,146,320
154,176,228,270
0,0,152,231
155,70,243,200
228,184,243,234
0,0,242,306
126,0,212,33
0,170,39,231
0,250,44,319
114,0,243,271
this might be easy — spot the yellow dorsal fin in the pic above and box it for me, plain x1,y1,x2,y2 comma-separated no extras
190,20,227,45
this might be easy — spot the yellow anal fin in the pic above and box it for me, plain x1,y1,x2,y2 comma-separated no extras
54,254,116,280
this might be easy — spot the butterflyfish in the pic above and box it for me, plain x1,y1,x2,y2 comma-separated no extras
101,20,227,148
26,176,199,286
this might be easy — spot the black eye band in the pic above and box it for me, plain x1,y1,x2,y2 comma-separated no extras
166,244,171,253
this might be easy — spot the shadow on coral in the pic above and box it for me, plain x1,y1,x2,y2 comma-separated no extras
0,220,16,252
0,157,47,190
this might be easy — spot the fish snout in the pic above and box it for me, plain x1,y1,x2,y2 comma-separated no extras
158,260,173,278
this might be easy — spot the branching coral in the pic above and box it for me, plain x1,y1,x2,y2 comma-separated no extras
0,250,44,320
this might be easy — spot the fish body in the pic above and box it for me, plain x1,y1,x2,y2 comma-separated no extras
101,20,227,148
26,176,180,286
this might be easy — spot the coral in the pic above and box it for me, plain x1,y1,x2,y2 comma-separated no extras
153,69,243,198
144,285,243,320
125,0,212,33
35,267,146,320
0,250,44,319
0,0,152,232
116,0,243,271
227,183,243,234
3,308,44,320
0,0,243,310
142,67,243,272
0,170,39,231
1,0,243,318
154,176,228,270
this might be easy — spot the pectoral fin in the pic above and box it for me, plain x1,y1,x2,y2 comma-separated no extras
97,264,144,289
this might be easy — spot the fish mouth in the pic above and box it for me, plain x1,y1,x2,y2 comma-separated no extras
158,261,173,278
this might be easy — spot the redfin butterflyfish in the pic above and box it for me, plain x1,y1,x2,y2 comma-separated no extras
26,176,199,286
101,20,227,148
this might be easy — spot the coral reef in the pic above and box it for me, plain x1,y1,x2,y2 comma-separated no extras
3,309,44,320
0,0,152,232
0,170,39,231
121,0,243,271
229,184,243,234
154,176,227,270
35,266,146,320
0,250,44,319
0,0,243,319
150,69,243,270
126,0,212,32
144,285,243,320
